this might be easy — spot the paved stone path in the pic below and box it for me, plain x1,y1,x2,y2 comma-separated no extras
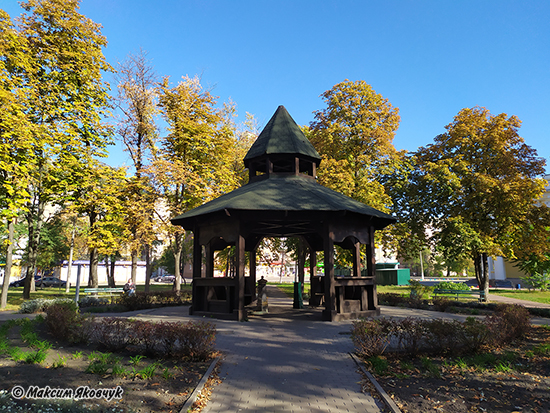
201,287,383,413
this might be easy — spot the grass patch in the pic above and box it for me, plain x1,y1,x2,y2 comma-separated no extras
490,289,550,305
2,283,193,312
272,282,310,298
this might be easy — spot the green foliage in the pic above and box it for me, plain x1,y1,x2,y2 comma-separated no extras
367,356,390,375
135,363,159,380
129,354,146,366
44,300,91,344
513,253,550,291
408,280,431,300
51,353,67,368
19,297,76,313
435,281,470,290
24,348,48,364
394,107,547,292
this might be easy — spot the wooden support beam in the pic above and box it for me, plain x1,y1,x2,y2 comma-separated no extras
235,233,246,321
249,250,257,301
353,238,361,277
191,228,202,314
205,243,214,278
323,227,336,320
366,226,376,278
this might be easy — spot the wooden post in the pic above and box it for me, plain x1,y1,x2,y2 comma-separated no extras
235,233,246,321
353,238,361,277
191,228,202,314
298,239,305,287
366,226,376,277
323,226,336,321
366,227,377,311
250,250,257,301
205,243,214,278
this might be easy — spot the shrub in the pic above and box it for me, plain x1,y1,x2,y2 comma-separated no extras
352,315,496,357
128,319,158,355
432,297,453,312
94,318,132,351
409,280,431,300
117,291,191,311
79,296,110,307
435,281,470,290
44,301,89,343
424,318,465,355
395,317,428,356
89,318,216,360
169,321,216,360
486,304,531,345
461,317,491,353
351,318,394,358
20,298,76,314
378,293,408,306
20,299,49,314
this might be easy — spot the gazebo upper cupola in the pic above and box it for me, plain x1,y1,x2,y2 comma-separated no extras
244,105,321,181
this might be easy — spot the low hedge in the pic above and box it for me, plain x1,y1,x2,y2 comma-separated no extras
351,304,531,358
116,290,192,311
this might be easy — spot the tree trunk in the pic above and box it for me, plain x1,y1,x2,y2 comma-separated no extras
24,208,44,298
131,250,138,284
473,252,489,301
88,247,98,288
110,256,116,287
88,210,99,288
1,217,15,309
173,233,182,292
65,225,75,293
144,244,152,293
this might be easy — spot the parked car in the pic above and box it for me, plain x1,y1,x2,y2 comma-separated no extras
154,274,176,283
9,278,25,287
38,277,67,288
9,275,41,287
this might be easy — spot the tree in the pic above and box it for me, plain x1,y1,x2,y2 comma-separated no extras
115,49,159,290
71,160,129,288
156,75,238,291
0,10,35,308
309,79,401,211
308,80,402,262
411,107,547,297
512,204,550,290
13,0,113,298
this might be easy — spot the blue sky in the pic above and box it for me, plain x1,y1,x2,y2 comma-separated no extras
3,0,550,172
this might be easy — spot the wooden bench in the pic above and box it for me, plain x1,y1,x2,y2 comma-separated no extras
432,289,486,302
83,287,124,303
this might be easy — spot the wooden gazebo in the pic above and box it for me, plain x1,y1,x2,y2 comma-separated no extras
171,106,396,321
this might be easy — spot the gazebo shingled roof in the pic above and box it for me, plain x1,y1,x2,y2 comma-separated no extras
243,105,321,166
171,105,396,321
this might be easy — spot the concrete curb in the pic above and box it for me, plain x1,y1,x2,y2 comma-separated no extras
179,356,220,413
350,352,402,413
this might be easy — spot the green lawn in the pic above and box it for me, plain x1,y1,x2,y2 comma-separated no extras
490,289,550,305
274,283,550,305
0,282,192,312
270,282,310,298
272,282,408,298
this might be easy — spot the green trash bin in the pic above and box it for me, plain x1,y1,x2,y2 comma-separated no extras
293,282,303,309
